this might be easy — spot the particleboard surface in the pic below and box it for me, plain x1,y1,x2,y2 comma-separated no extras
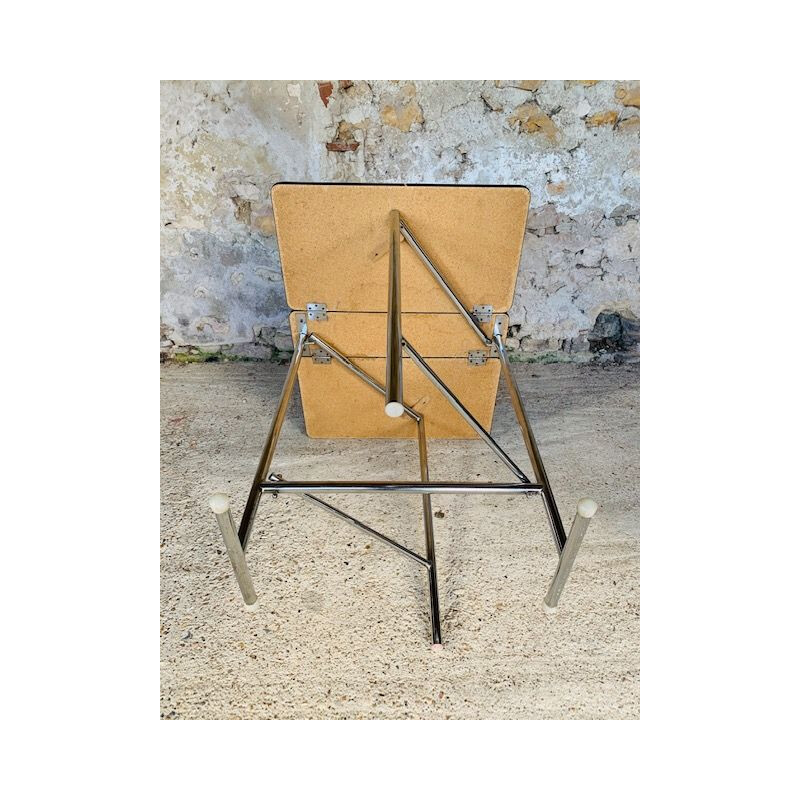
291,311,507,438
290,312,508,357
273,183,529,313
296,356,501,439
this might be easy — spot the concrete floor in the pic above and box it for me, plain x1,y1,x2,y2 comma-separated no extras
160,361,639,719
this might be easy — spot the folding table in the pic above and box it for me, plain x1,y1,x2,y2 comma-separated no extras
209,183,598,646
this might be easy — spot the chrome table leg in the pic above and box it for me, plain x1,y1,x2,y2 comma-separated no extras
492,321,567,552
238,322,307,550
544,498,598,608
209,493,258,606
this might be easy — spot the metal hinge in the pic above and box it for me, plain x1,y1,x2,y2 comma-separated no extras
312,349,331,364
472,304,493,323
306,302,328,321
301,336,331,363
468,350,490,366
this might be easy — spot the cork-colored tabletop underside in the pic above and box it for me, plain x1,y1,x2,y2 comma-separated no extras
274,183,528,439
273,183,529,313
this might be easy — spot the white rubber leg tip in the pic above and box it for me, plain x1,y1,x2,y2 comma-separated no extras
577,497,599,519
543,601,558,615
384,401,405,418
209,493,230,514
431,643,444,652
243,598,260,612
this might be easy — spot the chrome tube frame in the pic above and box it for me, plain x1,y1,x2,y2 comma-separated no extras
210,212,597,646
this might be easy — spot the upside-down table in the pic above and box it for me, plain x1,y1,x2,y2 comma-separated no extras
209,183,598,646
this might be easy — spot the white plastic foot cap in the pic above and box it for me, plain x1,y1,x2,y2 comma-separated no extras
209,493,230,514
577,498,599,519
384,402,405,418
431,643,444,652
243,598,260,612
543,600,558,614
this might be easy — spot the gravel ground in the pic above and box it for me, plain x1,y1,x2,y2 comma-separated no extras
160,360,639,719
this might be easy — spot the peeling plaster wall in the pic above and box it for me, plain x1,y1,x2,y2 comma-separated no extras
160,80,639,361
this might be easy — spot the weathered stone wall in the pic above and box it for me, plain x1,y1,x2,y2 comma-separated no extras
161,80,639,362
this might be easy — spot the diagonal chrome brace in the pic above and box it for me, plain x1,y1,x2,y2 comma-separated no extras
267,473,428,567
403,337,530,483
308,333,420,422
416,416,442,645
398,217,493,348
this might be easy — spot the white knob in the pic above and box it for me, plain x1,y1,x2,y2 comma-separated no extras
209,493,230,515
384,402,405,418
576,498,598,519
